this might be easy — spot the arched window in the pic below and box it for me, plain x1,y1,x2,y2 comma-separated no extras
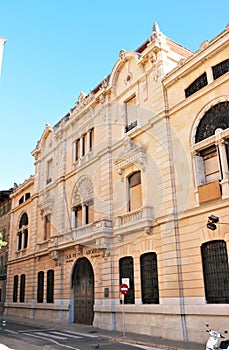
140,252,159,304
119,256,135,304
128,171,142,212
17,213,29,250
201,240,229,303
192,101,229,204
72,176,94,228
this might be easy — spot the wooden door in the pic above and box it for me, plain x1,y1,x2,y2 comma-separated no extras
72,257,94,325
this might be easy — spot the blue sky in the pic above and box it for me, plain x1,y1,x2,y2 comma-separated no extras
0,0,228,190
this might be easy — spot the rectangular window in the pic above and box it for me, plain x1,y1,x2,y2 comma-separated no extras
125,95,137,133
119,256,135,304
17,232,22,251
46,159,53,184
74,139,80,161
13,275,18,302
85,202,94,224
82,135,85,157
200,145,220,183
2,227,6,241
23,229,28,249
47,270,54,303
185,72,208,98
74,206,82,228
201,240,229,303
44,214,51,240
128,171,142,211
37,271,44,303
89,128,94,152
140,253,159,304
20,274,26,303
212,59,229,80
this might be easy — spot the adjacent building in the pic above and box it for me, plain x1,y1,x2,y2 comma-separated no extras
0,188,12,314
4,23,229,344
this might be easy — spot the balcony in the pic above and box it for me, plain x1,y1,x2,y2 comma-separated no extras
35,218,113,253
114,206,154,235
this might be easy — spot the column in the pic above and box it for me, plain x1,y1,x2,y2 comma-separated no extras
216,138,229,198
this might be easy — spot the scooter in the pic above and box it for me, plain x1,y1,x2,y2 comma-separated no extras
206,324,229,349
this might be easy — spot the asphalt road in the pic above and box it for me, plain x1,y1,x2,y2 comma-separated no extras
0,321,161,350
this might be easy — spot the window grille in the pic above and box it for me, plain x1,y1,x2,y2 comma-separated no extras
37,271,44,303
140,253,159,304
212,59,229,80
13,275,18,302
20,274,26,303
119,256,135,304
47,270,54,303
195,102,229,143
201,240,229,303
185,72,208,98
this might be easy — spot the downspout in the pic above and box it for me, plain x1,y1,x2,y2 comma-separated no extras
107,91,116,330
162,82,188,342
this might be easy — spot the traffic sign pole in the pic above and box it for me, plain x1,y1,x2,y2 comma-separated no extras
120,283,129,337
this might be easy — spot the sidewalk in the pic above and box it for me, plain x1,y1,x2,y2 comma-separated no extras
0,315,205,350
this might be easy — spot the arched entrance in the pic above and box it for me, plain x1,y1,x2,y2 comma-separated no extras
72,257,94,325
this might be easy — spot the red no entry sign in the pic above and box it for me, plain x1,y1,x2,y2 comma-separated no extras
120,283,129,295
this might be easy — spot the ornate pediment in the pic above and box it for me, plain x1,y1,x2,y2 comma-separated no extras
114,137,146,178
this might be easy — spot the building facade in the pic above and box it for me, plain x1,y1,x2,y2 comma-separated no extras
0,189,12,314
4,23,229,344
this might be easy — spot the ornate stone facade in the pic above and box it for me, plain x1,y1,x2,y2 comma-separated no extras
4,23,229,345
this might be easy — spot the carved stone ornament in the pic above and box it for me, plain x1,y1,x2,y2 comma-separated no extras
124,72,133,85
101,76,109,89
119,49,126,60
72,175,94,205
75,91,87,111
39,191,54,215
114,137,146,179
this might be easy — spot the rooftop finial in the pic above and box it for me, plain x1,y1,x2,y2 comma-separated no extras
152,22,160,34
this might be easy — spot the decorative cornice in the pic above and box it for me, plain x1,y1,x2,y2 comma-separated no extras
114,137,146,179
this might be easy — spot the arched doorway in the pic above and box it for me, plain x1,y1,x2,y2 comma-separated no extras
72,257,94,325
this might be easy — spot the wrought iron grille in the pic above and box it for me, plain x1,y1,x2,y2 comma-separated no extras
47,270,54,303
195,102,229,143
119,256,135,304
13,275,18,302
185,72,208,98
20,274,26,303
201,240,229,303
212,59,229,80
37,271,44,303
140,253,159,304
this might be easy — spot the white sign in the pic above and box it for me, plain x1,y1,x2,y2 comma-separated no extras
122,278,130,288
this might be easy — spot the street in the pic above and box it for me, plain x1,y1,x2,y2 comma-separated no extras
0,321,162,350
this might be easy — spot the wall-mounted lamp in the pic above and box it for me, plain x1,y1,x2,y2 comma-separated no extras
207,214,219,230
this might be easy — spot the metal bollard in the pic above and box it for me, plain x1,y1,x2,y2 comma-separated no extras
1,319,6,331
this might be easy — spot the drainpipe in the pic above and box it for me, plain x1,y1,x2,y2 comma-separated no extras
162,83,188,342
107,92,116,330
